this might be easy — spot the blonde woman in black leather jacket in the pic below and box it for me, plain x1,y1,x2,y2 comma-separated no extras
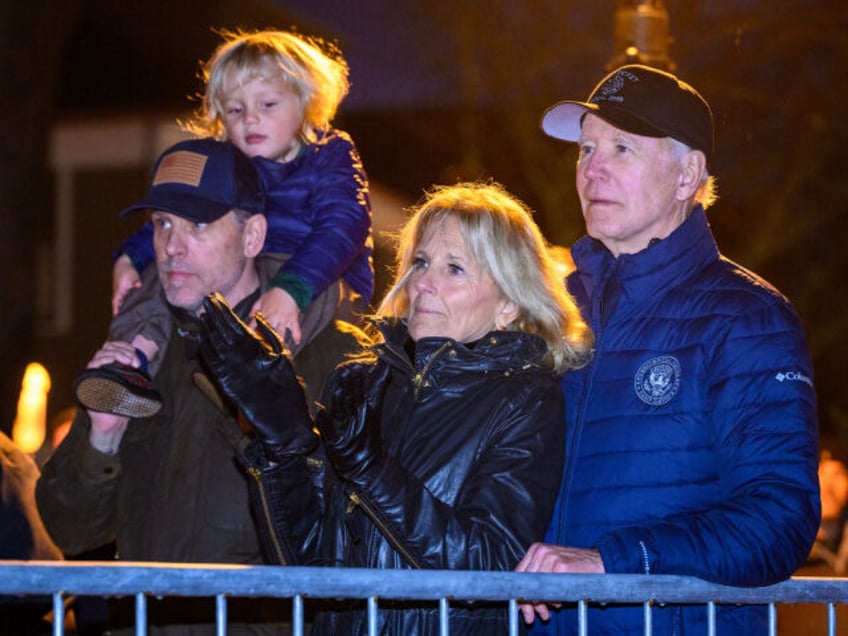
198,181,592,634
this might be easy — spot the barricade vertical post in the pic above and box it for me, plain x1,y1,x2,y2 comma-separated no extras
643,599,652,635
828,602,836,636
216,594,226,636
439,597,449,634
508,598,518,636
769,602,777,636
52,592,63,636
367,596,377,636
293,594,304,636
136,592,147,636
578,598,588,636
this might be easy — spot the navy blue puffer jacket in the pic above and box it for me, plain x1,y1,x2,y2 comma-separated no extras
534,207,820,636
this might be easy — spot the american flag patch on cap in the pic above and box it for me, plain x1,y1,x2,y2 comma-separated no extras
153,150,207,187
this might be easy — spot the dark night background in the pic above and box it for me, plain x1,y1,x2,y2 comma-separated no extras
1,1,846,445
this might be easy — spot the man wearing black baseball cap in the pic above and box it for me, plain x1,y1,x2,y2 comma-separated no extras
516,65,819,635
70,138,266,418
36,139,288,634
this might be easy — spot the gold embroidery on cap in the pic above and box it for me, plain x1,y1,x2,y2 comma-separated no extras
153,151,207,187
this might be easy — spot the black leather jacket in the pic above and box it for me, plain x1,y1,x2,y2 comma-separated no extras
244,319,566,634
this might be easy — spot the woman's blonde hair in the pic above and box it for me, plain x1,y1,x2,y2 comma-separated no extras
378,182,593,373
183,30,350,144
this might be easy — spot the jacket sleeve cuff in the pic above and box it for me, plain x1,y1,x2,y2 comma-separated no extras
79,441,123,485
596,529,658,575
268,271,314,313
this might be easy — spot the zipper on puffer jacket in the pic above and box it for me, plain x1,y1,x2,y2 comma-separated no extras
347,491,425,569
248,465,288,566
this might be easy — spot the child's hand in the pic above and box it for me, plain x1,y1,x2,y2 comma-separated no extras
112,254,141,316
251,287,302,345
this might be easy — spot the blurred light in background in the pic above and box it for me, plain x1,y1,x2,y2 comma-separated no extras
12,362,51,453
608,0,675,71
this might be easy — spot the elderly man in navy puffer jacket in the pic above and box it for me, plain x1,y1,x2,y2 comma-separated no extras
516,64,820,636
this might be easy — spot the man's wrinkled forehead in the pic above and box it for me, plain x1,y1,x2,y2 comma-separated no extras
577,112,664,144
148,207,236,226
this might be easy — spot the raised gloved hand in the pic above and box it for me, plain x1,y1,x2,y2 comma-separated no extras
317,359,390,484
198,292,317,459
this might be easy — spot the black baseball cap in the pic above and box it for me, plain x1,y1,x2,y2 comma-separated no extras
121,138,265,221
541,64,714,166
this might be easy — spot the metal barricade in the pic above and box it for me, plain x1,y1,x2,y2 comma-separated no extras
1,561,847,635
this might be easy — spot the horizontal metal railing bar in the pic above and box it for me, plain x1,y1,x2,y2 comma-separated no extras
2,561,847,606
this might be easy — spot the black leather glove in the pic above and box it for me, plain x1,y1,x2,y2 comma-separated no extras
317,359,390,484
198,292,317,459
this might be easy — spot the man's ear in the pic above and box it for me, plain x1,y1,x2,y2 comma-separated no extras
243,214,267,258
676,149,707,201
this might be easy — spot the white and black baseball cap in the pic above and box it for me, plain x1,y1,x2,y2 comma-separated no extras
541,64,714,166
